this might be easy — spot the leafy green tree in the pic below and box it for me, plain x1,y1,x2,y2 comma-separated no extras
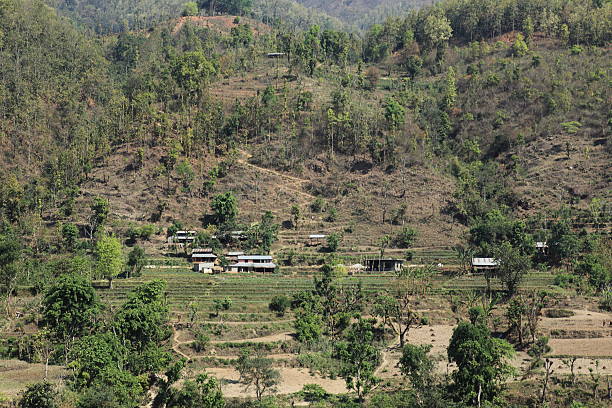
42,274,100,363
576,254,610,292
294,309,323,343
210,192,238,226
492,241,531,295
326,232,342,252
448,321,515,405
95,235,124,289
423,13,453,52
167,373,225,408
18,382,57,408
244,211,278,254
506,297,527,346
127,246,146,278
161,148,179,192
290,205,301,229
335,318,380,402
212,297,232,318
182,2,199,16
235,352,280,401
268,295,290,317
69,332,127,388
114,280,171,357
89,197,109,238
172,51,216,99
383,97,405,131
61,223,79,251
512,33,529,57
398,344,436,406
403,55,422,79
394,226,417,249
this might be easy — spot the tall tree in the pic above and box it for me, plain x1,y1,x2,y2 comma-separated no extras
448,320,515,406
334,318,381,402
95,235,124,289
42,274,100,363
235,352,280,401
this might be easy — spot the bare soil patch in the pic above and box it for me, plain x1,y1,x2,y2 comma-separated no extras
204,367,348,397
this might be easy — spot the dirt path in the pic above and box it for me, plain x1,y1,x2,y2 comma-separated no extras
172,328,191,360
236,152,316,201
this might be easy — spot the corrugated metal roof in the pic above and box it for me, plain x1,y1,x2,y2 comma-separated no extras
309,234,326,239
227,251,245,256
229,262,276,268
192,253,217,258
536,242,548,248
471,258,498,266
238,255,273,260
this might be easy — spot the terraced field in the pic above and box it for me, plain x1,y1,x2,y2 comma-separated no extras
98,266,558,318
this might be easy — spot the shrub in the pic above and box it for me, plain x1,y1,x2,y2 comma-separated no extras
301,384,328,402
394,226,417,248
268,295,291,317
325,207,338,223
310,198,325,213
553,273,576,288
182,2,198,16
599,291,612,311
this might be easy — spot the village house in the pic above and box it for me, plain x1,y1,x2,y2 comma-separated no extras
471,257,499,273
168,230,196,244
227,255,276,273
191,248,217,273
307,234,326,246
226,251,245,263
365,258,404,273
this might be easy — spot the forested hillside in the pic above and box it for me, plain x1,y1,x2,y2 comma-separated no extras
0,0,611,406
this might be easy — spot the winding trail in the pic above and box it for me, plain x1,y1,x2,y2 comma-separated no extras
236,151,316,200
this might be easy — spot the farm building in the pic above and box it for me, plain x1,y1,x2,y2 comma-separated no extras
471,257,498,272
191,249,218,273
226,251,245,263
365,258,404,273
227,255,276,273
168,230,196,244
266,52,286,58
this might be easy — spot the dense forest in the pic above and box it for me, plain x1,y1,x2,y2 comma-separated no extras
0,0,611,406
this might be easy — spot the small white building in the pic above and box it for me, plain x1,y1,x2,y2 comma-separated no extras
471,257,498,272
227,255,276,273
169,230,196,244
191,250,217,273
308,234,326,246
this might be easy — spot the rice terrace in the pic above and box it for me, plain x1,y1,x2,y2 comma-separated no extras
0,0,611,407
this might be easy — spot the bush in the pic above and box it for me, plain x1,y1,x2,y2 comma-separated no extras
310,198,325,213
394,226,417,248
599,291,612,311
301,384,328,402
544,309,575,318
325,207,338,223
553,273,576,288
268,295,290,317
182,1,198,16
